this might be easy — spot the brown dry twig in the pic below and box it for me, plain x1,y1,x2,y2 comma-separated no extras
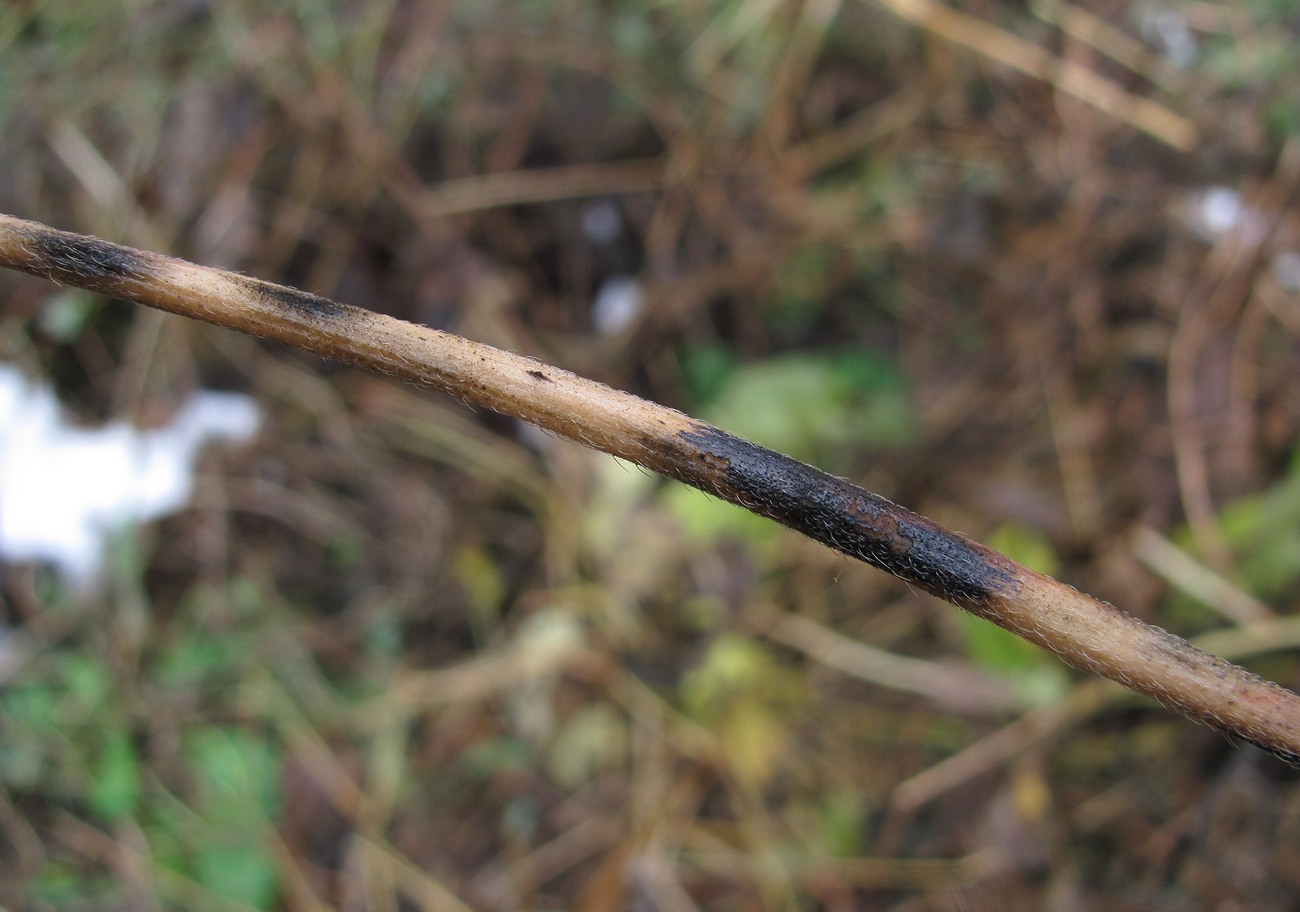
2,213,1298,762
871,0,1196,150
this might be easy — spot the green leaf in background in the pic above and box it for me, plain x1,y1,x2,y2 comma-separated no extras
61,653,112,718
702,352,915,465
153,578,268,690
680,634,787,720
680,635,805,787
87,727,141,822
1213,449,1300,600
1,681,57,732
818,788,868,859
29,863,110,908
184,726,282,907
718,699,785,789
187,726,281,823
194,842,279,910
678,343,741,408
986,521,1061,580
154,631,240,691
0,698,51,789
455,544,509,629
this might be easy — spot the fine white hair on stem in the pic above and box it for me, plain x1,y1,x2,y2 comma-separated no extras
1,212,1298,763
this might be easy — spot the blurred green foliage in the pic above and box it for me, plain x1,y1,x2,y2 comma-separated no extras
680,634,806,788
0,572,291,909
699,352,916,464
1214,450,1300,601
1164,450,1300,633
181,727,281,907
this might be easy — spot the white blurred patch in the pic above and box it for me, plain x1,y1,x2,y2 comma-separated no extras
592,276,644,336
1183,186,1267,245
581,199,623,244
1194,186,1247,237
0,364,260,588
1140,8,1198,68
1181,187,1300,285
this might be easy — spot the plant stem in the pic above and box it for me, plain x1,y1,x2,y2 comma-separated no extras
2,212,1297,761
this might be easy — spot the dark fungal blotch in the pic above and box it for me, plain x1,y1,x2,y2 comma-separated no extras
677,425,1017,606
246,279,352,321
28,230,151,285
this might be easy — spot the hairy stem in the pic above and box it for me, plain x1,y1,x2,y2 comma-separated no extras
2,213,1298,761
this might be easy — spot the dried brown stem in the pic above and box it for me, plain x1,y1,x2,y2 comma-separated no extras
2,213,1298,761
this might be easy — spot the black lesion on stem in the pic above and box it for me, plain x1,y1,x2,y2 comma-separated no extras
677,425,1017,607
21,224,353,323
246,279,351,321
27,230,150,285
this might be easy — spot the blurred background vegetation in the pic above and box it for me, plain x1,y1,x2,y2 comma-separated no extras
2,0,1300,909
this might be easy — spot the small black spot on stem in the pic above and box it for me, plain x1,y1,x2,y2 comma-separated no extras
527,370,552,382
676,425,1017,606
